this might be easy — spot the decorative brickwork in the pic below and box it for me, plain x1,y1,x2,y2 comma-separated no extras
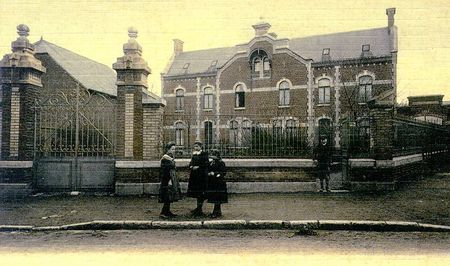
124,93,134,157
9,87,20,157
143,104,164,160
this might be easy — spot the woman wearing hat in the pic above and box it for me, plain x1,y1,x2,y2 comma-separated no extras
159,142,181,218
205,149,228,218
187,141,209,216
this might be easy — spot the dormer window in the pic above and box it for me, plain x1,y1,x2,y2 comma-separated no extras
250,49,271,79
361,44,373,58
207,60,218,72
183,63,190,73
322,48,331,61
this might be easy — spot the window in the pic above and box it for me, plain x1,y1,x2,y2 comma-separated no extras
273,120,283,137
318,118,332,143
204,121,213,147
175,89,184,110
235,84,245,108
362,44,370,52
358,76,373,102
322,48,330,55
250,50,270,78
242,120,252,146
203,87,213,109
318,79,331,104
279,81,290,106
229,120,239,146
175,122,184,146
286,119,297,136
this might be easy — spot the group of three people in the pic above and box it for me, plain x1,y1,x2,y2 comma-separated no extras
158,141,227,219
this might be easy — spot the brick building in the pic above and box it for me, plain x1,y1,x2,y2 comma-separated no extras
161,8,398,155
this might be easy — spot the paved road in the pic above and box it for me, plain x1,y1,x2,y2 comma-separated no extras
1,230,450,265
1,230,450,254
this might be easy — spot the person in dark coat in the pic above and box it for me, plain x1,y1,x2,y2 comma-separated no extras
159,142,181,218
314,137,332,192
206,149,228,218
187,141,209,216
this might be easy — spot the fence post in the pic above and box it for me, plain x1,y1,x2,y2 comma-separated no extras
368,100,394,160
0,25,46,161
113,27,151,160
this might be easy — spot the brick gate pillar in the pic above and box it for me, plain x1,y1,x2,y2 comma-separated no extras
113,27,151,160
0,25,46,161
369,100,394,161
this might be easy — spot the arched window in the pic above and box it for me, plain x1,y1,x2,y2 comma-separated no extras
204,121,213,147
318,118,332,144
229,120,239,146
279,81,290,106
242,120,252,146
175,89,184,110
175,122,184,146
235,84,245,108
250,50,270,78
203,87,213,110
358,76,372,102
318,79,331,104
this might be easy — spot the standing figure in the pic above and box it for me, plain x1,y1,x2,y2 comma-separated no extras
314,137,332,192
187,141,209,216
206,149,228,218
159,142,181,218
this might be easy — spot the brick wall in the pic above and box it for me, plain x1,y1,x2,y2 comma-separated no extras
143,104,164,160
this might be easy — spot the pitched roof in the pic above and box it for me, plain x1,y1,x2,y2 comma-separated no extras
34,39,117,96
164,27,392,77
165,46,237,77
289,27,391,61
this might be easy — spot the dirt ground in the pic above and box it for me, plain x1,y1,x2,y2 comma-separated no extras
0,172,449,227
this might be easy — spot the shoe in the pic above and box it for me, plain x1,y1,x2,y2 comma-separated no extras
190,209,205,217
167,212,178,218
159,213,169,219
326,189,331,193
209,212,222,218
317,189,324,193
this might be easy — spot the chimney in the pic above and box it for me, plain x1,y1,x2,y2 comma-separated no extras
173,39,184,55
386,8,396,28
252,22,271,37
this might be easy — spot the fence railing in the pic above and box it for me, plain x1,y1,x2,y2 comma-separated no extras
163,114,311,158
393,116,449,157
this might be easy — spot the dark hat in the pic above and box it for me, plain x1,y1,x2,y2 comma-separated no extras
193,140,203,147
165,142,176,152
210,149,221,158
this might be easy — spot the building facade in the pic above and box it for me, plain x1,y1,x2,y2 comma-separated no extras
161,8,398,156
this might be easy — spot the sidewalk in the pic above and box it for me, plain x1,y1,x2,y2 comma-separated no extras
1,172,449,229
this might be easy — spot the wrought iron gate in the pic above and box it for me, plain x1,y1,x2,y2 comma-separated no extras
34,84,116,191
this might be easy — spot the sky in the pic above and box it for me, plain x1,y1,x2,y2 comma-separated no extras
1,0,450,102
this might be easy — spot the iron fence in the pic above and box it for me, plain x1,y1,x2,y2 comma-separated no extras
163,114,310,158
393,116,449,157
340,116,372,158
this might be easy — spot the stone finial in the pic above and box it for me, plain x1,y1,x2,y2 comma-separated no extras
128,26,138,39
17,24,30,38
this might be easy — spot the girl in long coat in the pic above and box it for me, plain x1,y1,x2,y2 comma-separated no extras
159,142,181,218
187,141,209,216
205,149,228,218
